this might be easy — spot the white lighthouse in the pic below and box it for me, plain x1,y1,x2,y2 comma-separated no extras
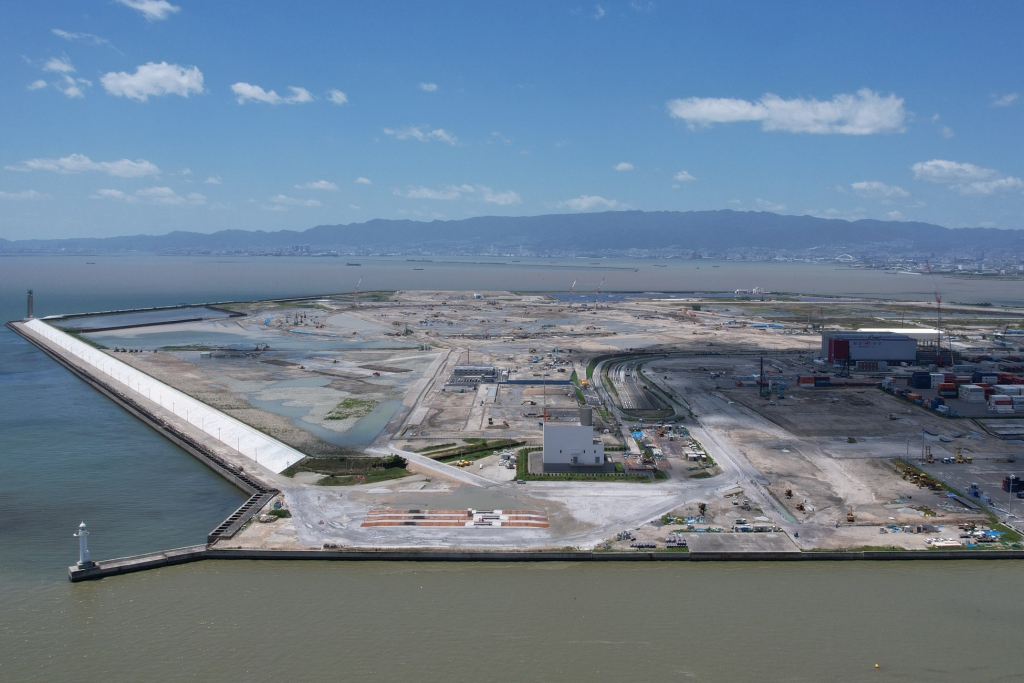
73,521,95,568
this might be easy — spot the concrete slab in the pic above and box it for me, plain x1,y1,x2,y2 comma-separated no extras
687,532,798,553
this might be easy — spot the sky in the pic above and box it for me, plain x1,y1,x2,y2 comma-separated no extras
1,0,1022,240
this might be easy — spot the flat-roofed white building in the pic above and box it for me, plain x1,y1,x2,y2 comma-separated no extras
542,407,605,472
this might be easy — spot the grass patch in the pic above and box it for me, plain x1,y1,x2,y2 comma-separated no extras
282,454,407,477
326,397,378,421
316,468,413,486
265,508,291,518
690,471,713,479
417,442,457,453
586,359,596,380
428,439,523,461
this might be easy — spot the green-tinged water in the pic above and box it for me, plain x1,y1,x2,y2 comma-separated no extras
1,254,1022,682
3,560,1021,683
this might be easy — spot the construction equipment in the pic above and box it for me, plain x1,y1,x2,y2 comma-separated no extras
698,502,707,515
955,446,964,464
925,260,944,366
784,488,793,498
846,509,856,523
795,502,806,512
847,436,857,443
923,445,934,464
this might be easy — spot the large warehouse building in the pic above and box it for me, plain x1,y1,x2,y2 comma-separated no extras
821,331,918,364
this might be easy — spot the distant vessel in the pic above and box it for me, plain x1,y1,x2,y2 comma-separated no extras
86,262,95,265
346,262,361,266
413,268,424,270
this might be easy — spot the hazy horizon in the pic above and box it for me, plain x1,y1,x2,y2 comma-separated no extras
2,2,1023,241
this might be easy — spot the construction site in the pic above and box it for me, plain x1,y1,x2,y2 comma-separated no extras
11,285,1024,557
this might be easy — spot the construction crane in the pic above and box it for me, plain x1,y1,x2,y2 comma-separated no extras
925,261,943,366
353,275,363,307
594,277,605,308
568,279,577,308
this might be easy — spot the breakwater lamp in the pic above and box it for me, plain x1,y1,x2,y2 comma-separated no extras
73,521,95,568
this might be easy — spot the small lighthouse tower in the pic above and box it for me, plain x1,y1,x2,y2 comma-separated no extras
27,289,34,319
73,521,95,568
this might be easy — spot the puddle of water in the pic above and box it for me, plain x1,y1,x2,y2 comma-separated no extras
83,328,409,351
245,395,401,447
267,377,332,389
249,398,310,419
299,398,403,447
56,306,232,330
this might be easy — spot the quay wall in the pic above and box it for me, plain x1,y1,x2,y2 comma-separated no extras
22,318,304,473
69,546,1024,581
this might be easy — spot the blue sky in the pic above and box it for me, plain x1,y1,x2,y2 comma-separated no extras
1,1,1022,240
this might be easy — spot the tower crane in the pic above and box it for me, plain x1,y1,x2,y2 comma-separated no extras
353,275,363,307
595,277,605,308
568,279,577,308
925,261,943,366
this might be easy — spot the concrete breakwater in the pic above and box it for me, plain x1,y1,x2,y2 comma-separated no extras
68,546,1024,581
7,319,280,550
18,318,304,473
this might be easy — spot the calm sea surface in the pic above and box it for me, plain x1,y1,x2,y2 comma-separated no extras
1,255,1022,683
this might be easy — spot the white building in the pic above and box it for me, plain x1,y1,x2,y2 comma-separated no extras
542,407,605,471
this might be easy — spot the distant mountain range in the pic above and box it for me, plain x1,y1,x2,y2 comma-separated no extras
2,210,1021,258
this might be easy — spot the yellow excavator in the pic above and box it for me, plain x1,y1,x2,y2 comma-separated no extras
846,509,856,523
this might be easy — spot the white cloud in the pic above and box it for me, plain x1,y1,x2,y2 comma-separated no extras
91,189,136,202
204,176,223,184
594,5,606,19
32,57,91,98
911,159,1024,195
91,186,202,205
992,92,1019,107
327,89,348,105
101,62,203,101
56,76,90,98
755,198,786,212
940,126,955,139
396,186,463,200
419,83,438,92
559,195,622,212
667,88,906,135
383,126,458,145
8,154,159,177
887,210,905,220
354,177,372,185
0,189,47,200
231,83,314,105
394,184,520,204
674,170,696,182
614,162,634,171
851,181,908,198
43,56,75,74
136,186,185,204
296,180,338,190
115,0,180,21
480,187,521,205
270,194,322,207
52,29,110,46
349,204,361,210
